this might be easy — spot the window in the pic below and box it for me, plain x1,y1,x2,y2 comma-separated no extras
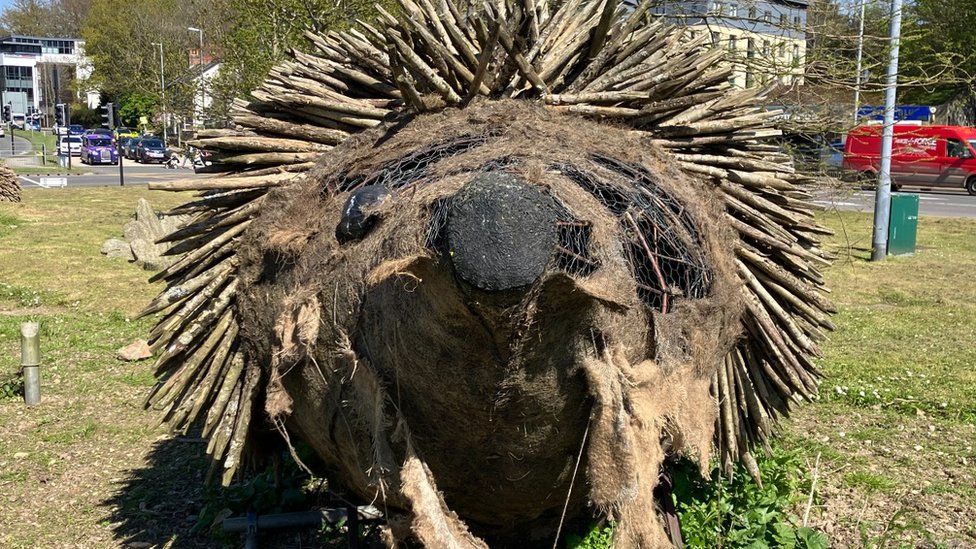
764,10,771,23
711,1,721,14
728,35,737,52
794,15,801,27
711,32,720,46
780,13,787,26
793,44,800,59
779,43,786,57
747,38,755,58
947,139,971,158
748,6,756,19
762,40,770,56
730,3,737,17
652,5,665,15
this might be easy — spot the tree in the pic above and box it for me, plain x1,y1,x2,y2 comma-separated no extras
0,0,94,37
206,0,396,123
899,0,976,104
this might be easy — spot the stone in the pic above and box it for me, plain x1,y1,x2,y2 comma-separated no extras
101,238,135,261
130,239,160,264
135,198,166,240
117,339,153,362
122,219,152,243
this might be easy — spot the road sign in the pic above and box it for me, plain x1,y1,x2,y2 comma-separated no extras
38,177,67,188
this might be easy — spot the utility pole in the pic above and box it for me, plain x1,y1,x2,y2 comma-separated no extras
151,42,167,145
852,0,867,122
8,102,14,156
871,0,903,261
188,26,204,127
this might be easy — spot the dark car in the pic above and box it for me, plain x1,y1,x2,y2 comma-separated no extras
68,124,84,135
136,138,167,163
123,137,143,159
80,134,118,165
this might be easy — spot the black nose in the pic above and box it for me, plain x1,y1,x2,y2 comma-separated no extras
446,173,558,291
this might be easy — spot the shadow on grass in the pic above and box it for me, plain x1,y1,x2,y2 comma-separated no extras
103,436,215,547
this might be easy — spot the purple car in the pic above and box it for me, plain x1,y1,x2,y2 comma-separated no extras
80,134,118,165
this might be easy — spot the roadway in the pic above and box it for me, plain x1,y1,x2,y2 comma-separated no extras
17,159,206,189
814,187,976,218
0,135,37,159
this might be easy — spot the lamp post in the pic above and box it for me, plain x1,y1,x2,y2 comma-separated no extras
871,0,903,261
151,41,167,144
188,26,204,127
852,0,867,122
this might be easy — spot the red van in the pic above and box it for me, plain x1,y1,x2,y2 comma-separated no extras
843,124,976,195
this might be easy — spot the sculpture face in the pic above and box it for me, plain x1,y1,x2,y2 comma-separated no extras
234,101,743,543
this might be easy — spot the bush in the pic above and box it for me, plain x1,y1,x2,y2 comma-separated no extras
673,449,828,548
567,448,828,548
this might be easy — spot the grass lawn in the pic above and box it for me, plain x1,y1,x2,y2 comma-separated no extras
13,165,92,176
12,128,58,153
0,188,973,546
782,211,976,546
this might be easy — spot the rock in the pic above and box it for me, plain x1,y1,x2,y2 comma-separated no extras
135,198,166,241
122,219,152,243
117,339,153,362
101,238,135,260
104,200,189,272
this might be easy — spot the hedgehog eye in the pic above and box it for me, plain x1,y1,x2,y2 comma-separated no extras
336,185,391,243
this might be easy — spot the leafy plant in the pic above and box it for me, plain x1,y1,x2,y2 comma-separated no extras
566,522,615,549
673,449,827,548
0,371,24,400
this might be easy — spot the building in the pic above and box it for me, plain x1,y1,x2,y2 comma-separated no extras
0,34,97,120
625,0,807,88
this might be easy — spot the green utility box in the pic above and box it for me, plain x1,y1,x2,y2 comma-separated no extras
887,193,918,256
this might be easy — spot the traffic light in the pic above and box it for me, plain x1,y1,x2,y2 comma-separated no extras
101,102,115,129
2,104,9,123
55,103,65,127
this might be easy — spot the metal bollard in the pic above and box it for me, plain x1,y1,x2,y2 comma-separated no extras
21,322,40,406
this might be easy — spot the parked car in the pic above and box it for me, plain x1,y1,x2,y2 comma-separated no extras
80,134,118,165
135,138,167,163
68,124,84,135
843,124,976,195
116,127,139,139
123,137,143,159
58,135,82,156
11,113,25,129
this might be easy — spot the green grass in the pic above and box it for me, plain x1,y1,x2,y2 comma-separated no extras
13,165,91,176
13,128,57,152
780,211,976,546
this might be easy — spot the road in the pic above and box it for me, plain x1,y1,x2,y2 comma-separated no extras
813,187,976,218
17,159,205,189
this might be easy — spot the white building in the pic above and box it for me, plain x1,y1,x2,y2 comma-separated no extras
0,34,97,119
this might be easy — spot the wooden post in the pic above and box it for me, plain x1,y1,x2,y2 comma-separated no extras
21,321,40,406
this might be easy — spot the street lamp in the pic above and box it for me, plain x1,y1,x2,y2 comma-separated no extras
150,41,167,144
188,26,204,127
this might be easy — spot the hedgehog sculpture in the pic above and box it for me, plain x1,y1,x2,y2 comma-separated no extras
141,1,835,546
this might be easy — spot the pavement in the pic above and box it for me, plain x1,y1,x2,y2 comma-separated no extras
814,187,976,218
17,158,205,188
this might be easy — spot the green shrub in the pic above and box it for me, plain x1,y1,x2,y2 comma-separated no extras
566,448,827,548
673,449,827,548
